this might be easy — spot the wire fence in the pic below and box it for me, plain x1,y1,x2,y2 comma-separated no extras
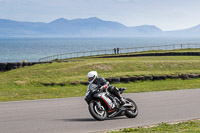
39,43,200,62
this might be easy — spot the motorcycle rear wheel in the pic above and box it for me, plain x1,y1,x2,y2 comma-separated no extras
88,101,107,121
125,98,138,118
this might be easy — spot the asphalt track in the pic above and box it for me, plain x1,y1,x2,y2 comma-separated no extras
0,89,200,133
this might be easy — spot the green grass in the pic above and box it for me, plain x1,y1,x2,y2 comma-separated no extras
1,78,200,102
111,120,200,133
1,56,200,85
0,84,86,102
1,49,200,101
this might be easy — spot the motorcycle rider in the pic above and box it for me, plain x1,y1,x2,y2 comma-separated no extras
86,71,126,105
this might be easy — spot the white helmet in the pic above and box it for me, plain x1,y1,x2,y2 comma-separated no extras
87,71,98,84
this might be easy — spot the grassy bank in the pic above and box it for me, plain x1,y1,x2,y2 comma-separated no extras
1,78,200,102
1,56,200,85
0,49,200,101
111,120,200,133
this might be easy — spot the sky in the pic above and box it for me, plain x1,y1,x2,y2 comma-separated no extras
0,0,200,31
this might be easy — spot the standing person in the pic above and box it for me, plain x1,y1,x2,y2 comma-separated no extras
86,71,125,105
114,48,116,54
117,48,119,54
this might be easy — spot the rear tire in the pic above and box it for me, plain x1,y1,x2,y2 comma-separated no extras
88,101,107,121
125,98,138,118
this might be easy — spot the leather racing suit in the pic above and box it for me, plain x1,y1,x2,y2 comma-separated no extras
86,77,125,104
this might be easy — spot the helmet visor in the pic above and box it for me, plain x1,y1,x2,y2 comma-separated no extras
88,77,94,82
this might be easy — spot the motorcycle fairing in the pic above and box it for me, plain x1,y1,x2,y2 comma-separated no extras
94,92,115,109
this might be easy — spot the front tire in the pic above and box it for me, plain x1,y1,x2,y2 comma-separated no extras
88,101,107,121
125,98,138,118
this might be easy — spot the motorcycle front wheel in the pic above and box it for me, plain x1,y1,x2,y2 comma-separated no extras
88,101,107,121
125,98,138,118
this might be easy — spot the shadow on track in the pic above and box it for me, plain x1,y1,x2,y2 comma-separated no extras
56,116,127,122
56,118,95,122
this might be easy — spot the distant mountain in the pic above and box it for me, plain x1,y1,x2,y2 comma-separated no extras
42,17,127,36
165,24,200,37
0,19,45,36
1,17,199,37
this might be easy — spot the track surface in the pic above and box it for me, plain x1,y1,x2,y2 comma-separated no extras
0,89,200,133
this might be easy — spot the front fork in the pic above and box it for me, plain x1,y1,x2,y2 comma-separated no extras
94,100,104,111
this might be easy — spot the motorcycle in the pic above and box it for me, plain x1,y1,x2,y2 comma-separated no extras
85,86,138,121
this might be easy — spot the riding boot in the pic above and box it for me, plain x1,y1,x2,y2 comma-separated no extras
108,86,126,105
120,97,126,105
116,92,126,105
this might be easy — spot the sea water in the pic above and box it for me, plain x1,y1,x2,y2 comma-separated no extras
0,37,200,62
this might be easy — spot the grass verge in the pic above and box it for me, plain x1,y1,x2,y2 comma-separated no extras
1,78,200,102
111,120,200,133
